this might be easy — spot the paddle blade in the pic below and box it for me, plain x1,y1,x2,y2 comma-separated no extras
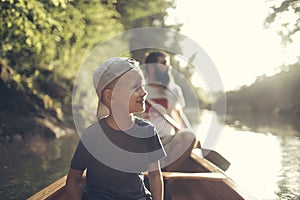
202,148,231,171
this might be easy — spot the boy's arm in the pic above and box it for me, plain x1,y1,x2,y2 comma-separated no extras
147,161,164,200
65,168,84,200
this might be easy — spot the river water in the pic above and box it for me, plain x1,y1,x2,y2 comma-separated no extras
195,110,300,200
0,110,299,199
0,133,79,200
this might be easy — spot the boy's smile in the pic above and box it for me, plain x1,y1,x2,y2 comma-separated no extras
111,68,147,115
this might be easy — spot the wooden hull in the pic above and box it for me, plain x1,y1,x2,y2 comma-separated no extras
163,150,247,200
28,148,249,200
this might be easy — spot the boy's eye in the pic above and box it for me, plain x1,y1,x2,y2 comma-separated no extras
134,85,140,91
133,84,145,91
131,84,139,90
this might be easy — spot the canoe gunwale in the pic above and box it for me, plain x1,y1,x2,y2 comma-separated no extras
27,176,67,200
27,148,250,200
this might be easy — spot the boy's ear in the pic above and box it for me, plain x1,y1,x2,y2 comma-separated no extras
102,89,113,104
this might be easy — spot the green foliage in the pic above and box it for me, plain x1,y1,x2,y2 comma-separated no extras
116,0,175,28
0,0,123,77
0,0,123,112
51,0,123,78
1,0,57,67
0,0,180,77
0,0,179,77
0,0,183,139
116,0,179,62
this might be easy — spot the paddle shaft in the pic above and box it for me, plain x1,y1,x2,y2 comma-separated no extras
146,99,182,130
145,99,231,171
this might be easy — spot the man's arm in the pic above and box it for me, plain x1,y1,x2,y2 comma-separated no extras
65,168,84,200
147,161,164,200
172,84,191,128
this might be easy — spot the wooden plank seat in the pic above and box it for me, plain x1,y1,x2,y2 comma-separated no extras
161,171,226,181
144,171,226,181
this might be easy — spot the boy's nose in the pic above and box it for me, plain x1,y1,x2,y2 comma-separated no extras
140,87,147,97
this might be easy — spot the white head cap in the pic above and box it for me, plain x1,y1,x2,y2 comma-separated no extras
93,57,139,117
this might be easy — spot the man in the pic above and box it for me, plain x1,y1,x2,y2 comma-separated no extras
142,51,197,171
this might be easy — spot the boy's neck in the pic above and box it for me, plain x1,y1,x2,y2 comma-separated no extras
106,114,135,131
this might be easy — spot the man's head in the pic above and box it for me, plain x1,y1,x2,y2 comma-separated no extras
144,51,171,87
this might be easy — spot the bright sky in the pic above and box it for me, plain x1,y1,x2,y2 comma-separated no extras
167,0,294,91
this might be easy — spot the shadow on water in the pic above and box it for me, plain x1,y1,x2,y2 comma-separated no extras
0,133,79,200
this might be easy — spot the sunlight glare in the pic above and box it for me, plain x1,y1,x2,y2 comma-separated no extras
174,54,188,68
169,0,287,91
191,72,207,89
196,110,282,200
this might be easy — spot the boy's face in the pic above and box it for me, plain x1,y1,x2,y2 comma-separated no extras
111,69,147,115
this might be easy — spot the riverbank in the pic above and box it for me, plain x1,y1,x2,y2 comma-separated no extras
223,111,300,137
0,62,74,142
0,110,75,143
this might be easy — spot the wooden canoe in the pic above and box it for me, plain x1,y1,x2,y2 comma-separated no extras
27,148,251,200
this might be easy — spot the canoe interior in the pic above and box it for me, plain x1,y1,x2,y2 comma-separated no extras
28,148,247,200
160,155,244,200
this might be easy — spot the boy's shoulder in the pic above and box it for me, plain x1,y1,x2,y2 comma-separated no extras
134,116,153,127
85,120,102,131
81,120,105,140
134,116,160,138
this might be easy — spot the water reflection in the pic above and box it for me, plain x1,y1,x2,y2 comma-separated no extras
225,112,300,137
201,110,300,200
0,133,78,200
276,136,300,199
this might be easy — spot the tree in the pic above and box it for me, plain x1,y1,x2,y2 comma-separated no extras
0,0,123,78
264,0,300,45
0,0,182,139
115,0,180,61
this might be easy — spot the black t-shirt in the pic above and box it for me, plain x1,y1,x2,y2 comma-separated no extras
71,117,166,200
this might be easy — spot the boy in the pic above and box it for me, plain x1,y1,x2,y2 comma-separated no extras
66,57,166,200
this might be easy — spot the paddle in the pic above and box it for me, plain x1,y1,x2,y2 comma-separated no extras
145,99,231,171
